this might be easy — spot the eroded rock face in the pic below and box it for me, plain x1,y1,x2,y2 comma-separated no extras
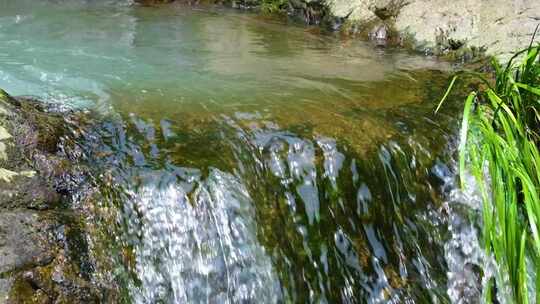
327,0,540,60
0,90,107,303
397,0,540,60
0,212,54,274
328,0,404,23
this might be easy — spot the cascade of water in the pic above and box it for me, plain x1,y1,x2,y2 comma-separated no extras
0,0,491,301
122,170,280,303
431,161,491,303
65,108,492,303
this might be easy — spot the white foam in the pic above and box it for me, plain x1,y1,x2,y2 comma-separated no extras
124,169,280,303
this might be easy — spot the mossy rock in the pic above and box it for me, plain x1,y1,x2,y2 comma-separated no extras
0,89,108,303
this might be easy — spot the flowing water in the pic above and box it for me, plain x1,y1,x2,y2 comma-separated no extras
0,1,488,303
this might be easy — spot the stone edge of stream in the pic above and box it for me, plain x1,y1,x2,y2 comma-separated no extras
0,89,112,304
142,0,540,63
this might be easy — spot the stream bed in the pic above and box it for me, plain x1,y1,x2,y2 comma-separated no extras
0,1,488,303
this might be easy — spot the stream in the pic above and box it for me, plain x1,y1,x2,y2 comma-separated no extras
0,1,489,303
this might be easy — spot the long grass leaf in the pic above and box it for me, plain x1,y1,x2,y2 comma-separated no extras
459,92,476,188
439,41,540,304
516,82,540,96
435,75,458,113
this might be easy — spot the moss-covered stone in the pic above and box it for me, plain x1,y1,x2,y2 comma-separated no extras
0,89,106,303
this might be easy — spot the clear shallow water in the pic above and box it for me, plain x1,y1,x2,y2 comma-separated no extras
0,1,487,303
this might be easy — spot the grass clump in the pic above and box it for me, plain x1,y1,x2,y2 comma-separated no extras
260,0,288,14
437,32,540,303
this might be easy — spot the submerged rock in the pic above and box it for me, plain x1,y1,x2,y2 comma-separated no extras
0,90,107,303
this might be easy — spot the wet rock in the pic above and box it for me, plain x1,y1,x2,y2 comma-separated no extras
326,0,540,60
31,290,51,304
287,0,330,26
0,211,54,275
7,98,68,155
0,174,60,210
370,0,404,20
0,89,105,303
327,0,378,25
25,257,101,304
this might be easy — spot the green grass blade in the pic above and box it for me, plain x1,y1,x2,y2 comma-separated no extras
518,231,528,304
515,82,540,96
459,92,476,188
435,75,458,113
438,39,540,304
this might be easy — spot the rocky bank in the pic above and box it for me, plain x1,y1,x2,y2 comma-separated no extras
0,90,109,303
172,0,540,60
327,0,540,60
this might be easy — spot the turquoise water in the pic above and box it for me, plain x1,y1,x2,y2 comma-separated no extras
0,1,485,303
0,0,449,113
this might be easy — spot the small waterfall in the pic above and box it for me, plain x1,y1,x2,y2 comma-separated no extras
432,161,492,303
1,0,492,301
67,106,490,303
123,169,280,303
70,114,284,303
215,113,472,302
